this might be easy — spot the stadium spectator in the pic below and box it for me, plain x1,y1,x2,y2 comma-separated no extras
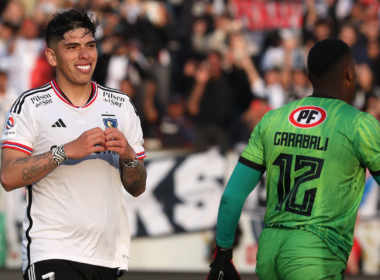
187,51,235,149
243,55,286,109
0,22,15,71
1,0,24,27
159,95,194,149
0,70,17,133
8,19,46,93
141,79,162,138
0,69,19,268
353,63,380,110
313,20,331,42
367,39,380,87
119,77,136,100
339,24,369,64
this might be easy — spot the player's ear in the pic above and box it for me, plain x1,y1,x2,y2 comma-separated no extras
45,47,57,67
345,65,352,82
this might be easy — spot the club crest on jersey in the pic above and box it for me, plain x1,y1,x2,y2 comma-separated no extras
289,106,327,128
6,116,15,129
103,118,118,128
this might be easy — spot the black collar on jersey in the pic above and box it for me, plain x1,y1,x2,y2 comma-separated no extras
50,79,98,108
60,85,93,106
308,94,339,100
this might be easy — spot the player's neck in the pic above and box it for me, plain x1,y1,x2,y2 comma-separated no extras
55,76,93,107
312,85,347,103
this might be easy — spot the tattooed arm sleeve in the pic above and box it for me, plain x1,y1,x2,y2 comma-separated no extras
119,159,146,197
0,149,57,191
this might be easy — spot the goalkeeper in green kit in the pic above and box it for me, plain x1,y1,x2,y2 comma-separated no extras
207,38,380,280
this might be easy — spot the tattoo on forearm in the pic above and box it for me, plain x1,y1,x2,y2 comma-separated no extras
122,161,147,195
12,151,51,166
32,152,51,163
13,156,32,165
10,151,57,181
22,158,56,180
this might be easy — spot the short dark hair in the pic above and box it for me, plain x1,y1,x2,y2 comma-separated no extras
45,9,99,48
307,38,352,78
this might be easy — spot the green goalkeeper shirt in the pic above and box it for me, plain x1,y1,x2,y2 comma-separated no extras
241,95,380,262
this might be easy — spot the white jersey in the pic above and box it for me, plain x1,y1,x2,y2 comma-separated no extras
1,80,146,272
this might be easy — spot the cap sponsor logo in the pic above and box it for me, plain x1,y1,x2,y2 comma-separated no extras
6,116,15,129
289,106,327,128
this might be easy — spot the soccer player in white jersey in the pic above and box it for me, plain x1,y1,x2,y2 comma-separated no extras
0,10,147,280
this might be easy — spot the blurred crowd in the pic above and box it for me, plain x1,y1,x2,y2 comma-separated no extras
0,0,379,274
0,0,379,151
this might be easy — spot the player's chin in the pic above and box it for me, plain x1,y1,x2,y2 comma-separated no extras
71,74,93,86
70,69,95,83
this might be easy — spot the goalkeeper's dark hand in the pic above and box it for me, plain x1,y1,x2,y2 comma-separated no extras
207,245,241,280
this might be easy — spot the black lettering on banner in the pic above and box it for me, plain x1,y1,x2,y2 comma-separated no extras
274,132,281,145
309,136,318,150
302,135,310,149
324,138,329,151
295,134,303,148
288,133,296,147
273,153,324,216
297,110,310,122
306,110,319,124
281,132,288,146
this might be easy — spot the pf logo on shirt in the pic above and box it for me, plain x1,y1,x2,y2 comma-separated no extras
289,106,327,128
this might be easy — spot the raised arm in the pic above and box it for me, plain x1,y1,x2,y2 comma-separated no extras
187,63,209,116
241,55,262,89
281,37,298,90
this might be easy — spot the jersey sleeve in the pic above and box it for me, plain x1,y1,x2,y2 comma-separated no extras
240,116,266,172
353,113,380,175
1,105,35,156
124,99,145,159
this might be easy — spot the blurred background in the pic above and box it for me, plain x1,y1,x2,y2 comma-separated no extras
0,0,380,278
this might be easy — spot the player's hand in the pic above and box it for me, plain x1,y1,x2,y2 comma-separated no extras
104,127,135,161
207,246,241,280
63,127,106,159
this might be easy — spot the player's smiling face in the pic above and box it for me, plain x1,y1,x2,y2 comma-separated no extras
50,28,98,85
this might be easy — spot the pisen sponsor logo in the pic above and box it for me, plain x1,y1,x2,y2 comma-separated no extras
103,92,125,107
289,106,327,128
31,94,53,108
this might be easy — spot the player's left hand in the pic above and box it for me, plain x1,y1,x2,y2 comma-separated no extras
104,127,135,161
207,245,241,280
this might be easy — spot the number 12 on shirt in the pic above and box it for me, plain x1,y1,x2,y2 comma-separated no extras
273,153,324,217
